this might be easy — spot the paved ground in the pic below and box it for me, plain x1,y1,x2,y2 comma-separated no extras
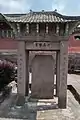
68,74,80,94
0,74,80,120
37,90,80,120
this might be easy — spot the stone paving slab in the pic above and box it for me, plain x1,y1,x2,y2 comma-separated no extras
0,95,58,119
37,90,80,120
0,90,80,120
68,74,80,94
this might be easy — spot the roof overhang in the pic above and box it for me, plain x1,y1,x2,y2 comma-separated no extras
0,13,13,29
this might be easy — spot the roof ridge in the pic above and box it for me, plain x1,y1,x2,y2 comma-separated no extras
4,10,63,17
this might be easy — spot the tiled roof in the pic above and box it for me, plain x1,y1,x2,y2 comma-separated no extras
4,11,80,23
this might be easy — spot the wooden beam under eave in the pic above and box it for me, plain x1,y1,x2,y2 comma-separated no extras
65,22,69,36
17,23,20,34
11,30,13,38
36,23,39,33
69,21,79,35
26,23,29,34
46,23,49,34
2,30,4,37
16,34,68,41
56,23,59,35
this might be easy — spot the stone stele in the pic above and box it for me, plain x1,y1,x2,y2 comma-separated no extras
31,55,54,99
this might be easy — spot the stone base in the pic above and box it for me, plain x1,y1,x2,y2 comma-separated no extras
16,94,25,106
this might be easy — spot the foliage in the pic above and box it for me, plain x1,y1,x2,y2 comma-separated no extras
0,60,15,91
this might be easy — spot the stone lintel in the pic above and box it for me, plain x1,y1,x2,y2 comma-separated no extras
15,34,69,42
26,42,60,51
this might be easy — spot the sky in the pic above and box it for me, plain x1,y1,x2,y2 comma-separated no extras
0,0,80,16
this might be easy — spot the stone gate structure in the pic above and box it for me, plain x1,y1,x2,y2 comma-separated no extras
3,10,80,108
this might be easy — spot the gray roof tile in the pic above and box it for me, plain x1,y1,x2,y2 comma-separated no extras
4,11,80,23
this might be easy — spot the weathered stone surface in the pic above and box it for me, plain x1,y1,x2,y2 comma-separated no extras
31,55,55,99
58,41,68,108
17,41,29,105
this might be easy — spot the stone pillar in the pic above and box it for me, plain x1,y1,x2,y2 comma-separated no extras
17,41,29,106
58,41,68,108
56,51,60,97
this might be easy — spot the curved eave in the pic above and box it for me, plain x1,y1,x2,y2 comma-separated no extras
63,15,80,21
0,13,13,29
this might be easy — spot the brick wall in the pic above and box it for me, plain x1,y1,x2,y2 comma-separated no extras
0,38,18,50
68,34,80,53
